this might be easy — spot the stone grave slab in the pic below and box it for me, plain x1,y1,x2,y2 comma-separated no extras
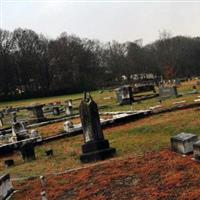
171,133,198,154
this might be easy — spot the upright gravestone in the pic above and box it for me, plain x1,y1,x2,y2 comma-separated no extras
52,106,60,116
66,100,73,116
20,142,36,162
79,93,116,163
115,85,133,105
159,86,178,99
26,104,46,123
11,112,17,123
0,173,14,200
11,121,29,142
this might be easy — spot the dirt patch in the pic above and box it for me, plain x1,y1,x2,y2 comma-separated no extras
13,150,200,200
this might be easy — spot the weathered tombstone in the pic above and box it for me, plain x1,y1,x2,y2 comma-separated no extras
64,121,74,132
4,160,14,168
171,133,198,154
11,121,29,142
79,92,116,163
159,86,178,99
11,112,17,123
193,141,200,161
66,100,73,116
0,174,14,200
30,129,39,138
52,106,60,116
20,142,36,162
115,85,133,105
26,104,46,123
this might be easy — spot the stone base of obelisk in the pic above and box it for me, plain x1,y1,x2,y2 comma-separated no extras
80,139,116,163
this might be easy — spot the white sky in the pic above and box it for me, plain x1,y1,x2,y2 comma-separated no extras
1,1,200,44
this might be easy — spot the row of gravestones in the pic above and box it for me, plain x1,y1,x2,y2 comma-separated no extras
4,144,53,168
115,84,199,105
115,85,179,105
171,132,200,160
4,93,116,167
22,101,73,123
0,100,74,128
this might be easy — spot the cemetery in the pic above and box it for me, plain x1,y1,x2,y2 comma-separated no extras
0,79,200,199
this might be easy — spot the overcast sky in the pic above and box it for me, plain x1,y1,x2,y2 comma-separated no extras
1,1,200,44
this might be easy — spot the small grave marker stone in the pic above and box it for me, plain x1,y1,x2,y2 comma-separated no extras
159,86,178,99
66,100,73,116
171,133,198,154
26,104,45,123
64,121,74,132
115,85,133,105
11,112,17,123
52,106,60,116
11,121,29,142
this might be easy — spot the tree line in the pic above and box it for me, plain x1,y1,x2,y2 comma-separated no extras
0,28,200,101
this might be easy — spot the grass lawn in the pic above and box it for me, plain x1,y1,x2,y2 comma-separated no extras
1,80,200,199
0,79,199,110
5,107,200,200
1,108,200,179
